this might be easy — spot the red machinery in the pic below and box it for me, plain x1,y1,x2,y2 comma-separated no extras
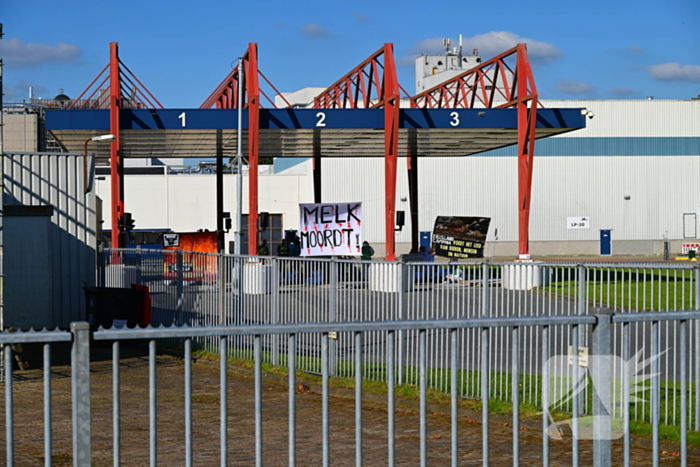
163,232,218,283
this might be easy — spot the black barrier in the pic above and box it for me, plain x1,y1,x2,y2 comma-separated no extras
84,287,145,331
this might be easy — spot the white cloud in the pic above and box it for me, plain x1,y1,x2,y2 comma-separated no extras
557,79,596,95
628,45,644,54
648,62,700,82
353,12,371,24
298,24,333,40
3,80,49,100
0,37,81,68
396,55,416,67
410,31,563,65
609,86,637,96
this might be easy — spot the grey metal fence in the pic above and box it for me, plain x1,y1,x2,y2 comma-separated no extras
1,311,698,466
101,249,700,431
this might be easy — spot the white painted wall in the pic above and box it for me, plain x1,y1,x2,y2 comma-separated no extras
95,172,311,244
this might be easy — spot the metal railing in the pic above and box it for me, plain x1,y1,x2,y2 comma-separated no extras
1,310,698,466
100,249,700,428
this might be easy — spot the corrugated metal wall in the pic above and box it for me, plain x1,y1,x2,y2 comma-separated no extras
4,153,96,328
322,99,700,246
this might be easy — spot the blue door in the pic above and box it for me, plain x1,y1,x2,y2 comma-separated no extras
420,232,431,250
600,230,612,255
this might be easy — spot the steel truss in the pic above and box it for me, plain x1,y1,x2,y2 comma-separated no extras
411,44,539,259
312,44,405,260
201,44,290,255
70,43,163,248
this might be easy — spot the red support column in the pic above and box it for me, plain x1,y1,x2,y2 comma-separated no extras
247,44,260,255
109,42,123,248
383,44,400,261
516,45,538,260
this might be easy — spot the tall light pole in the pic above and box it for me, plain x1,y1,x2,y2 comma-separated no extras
235,59,243,255
83,134,115,194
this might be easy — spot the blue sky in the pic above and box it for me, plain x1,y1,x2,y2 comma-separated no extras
2,0,699,107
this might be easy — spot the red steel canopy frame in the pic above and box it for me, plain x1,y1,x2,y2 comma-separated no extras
70,42,163,249
201,43,290,255
313,44,404,261
72,42,538,259
411,44,539,260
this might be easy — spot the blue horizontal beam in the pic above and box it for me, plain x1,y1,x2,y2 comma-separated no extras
45,108,586,131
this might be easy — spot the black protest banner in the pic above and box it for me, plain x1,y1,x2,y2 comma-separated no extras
431,216,491,259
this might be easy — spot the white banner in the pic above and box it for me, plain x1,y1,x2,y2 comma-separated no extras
299,202,363,256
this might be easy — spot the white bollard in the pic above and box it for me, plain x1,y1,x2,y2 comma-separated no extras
244,262,272,294
502,262,551,291
368,262,414,293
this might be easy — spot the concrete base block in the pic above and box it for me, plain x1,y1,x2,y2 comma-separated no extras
502,262,551,291
244,263,272,294
368,263,413,293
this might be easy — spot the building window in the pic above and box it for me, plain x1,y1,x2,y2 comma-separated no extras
241,214,284,255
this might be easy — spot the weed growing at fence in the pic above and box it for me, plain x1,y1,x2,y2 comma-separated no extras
190,346,700,448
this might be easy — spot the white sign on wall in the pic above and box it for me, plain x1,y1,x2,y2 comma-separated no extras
567,217,590,229
299,202,363,256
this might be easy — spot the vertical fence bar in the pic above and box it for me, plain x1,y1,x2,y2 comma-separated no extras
71,322,91,467
652,320,660,467
236,257,244,328
695,267,700,431
44,343,52,467
577,265,586,416
185,338,193,467
149,339,157,467
542,325,550,466
592,308,612,467
450,328,458,467
388,329,396,467
220,336,228,467
512,326,520,467
355,331,363,467
481,262,490,466
481,324,489,467
176,251,184,326
272,259,280,366
681,320,688,467
322,332,330,467
398,261,407,385
5,344,13,467
623,322,631,467
112,341,120,467
419,329,427,467
255,334,263,467
289,334,297,467
571,324,579,467
482,262,490,317
329,259,338,376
